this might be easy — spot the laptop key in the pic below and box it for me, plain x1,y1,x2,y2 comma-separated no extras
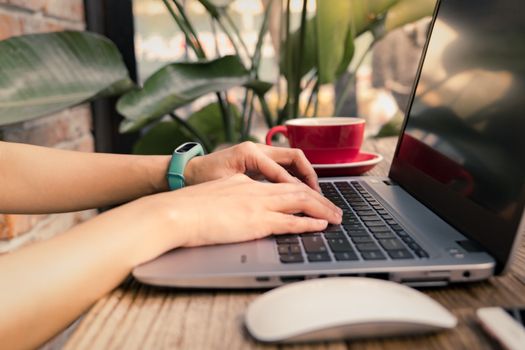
396,230,409,237
352,205,371,211
364,221,385,227
387,249,414,259
307,253,331,262
356,210,376,216
373,232,397,239
323,231,346,239
369,226,391,233
351,236,374,243
278,244,302,255
415,249,430,258
401,236,415,244
327,238,353,252
344,224,365,231
407,242,423,251
390,224,404,231
279,254,304,263
302,236,328,253
346,229,369,237
355,243,380,251
342,218,361,225
325,224,344,233
276,236,299,244
378,238,405,251
360,215,381,221
361,250,386,260
334,252,359,261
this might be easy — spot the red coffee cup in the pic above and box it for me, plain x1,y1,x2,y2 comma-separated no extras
265,117,365,164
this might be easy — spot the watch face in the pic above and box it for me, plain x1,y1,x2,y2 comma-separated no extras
176,142,198,153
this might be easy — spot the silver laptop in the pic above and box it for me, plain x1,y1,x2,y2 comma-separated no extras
133,0,525,288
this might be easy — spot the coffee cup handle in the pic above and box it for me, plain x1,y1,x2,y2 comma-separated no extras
265,125,288,146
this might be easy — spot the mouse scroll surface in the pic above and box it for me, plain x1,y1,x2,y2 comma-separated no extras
245,277,457,343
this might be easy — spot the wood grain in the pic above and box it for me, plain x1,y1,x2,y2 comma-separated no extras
64,138,525,350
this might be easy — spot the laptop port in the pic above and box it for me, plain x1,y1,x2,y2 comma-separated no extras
280,276,305,283
255,276,270,282
364,273,390,280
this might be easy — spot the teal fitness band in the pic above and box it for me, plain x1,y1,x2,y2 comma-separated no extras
167,142,205,190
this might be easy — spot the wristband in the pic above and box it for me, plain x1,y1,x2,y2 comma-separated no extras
167,142,204,190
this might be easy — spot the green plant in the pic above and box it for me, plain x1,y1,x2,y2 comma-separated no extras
0,0,435,153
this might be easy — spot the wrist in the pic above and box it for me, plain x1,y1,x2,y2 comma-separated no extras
182,156,201,186
146,155,172,193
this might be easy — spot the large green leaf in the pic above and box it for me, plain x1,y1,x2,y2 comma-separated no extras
187,102,241,148
348,0,398,35
117,55,272,133
133,121,192,155
133,102,242,155
384,0,436,33
281,0,399,84
280,18,318,82
316,1,355,84
0,31,133,126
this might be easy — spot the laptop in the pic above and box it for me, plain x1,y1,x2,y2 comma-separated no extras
133,0,525,288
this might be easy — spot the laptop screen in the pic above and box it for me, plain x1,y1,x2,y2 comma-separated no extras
390,0,525,271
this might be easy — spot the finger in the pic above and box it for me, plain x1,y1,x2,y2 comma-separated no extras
266,190,342,224
260,182,342,214
267,212,328,235
246,149,300,185
258,145,320,191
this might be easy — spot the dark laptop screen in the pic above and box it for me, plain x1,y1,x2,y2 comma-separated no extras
390,0,525,271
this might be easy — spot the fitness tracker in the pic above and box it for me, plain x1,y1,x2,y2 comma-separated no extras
167,142,204,190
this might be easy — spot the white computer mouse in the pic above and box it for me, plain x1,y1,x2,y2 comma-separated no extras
245,277,457,343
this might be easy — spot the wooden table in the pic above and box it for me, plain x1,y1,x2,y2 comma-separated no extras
63,138,525,350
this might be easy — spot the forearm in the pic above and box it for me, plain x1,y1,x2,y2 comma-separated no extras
0,197,181,350
0,141,170,213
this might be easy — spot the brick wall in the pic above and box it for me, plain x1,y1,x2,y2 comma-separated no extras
0,0,97,253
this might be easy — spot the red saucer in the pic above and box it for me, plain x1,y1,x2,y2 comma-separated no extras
312,152,383,177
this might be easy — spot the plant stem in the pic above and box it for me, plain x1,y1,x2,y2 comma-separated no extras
171,0,206,57
217,93,234,142
169,113,213,152
241,0,273,138
251,0,272,74
313,84,320,117
163,0,205,59
258,94,274,128
240,89,251,140
223,10,251,60
164,0,234,143
284,0,294,120
292,0,308,119
243,94,256,139
334,39,376,115
305,78,319,116
210,17,220,56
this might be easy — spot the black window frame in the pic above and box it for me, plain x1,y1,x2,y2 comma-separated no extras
84,0,139,154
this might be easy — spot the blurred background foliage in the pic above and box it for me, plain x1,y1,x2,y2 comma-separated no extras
0,0,436,154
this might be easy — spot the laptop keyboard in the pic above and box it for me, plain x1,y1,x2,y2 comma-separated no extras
276,181,429,264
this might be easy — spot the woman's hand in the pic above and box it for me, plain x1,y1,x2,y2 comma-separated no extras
183,141,321,191
145,173,342,250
